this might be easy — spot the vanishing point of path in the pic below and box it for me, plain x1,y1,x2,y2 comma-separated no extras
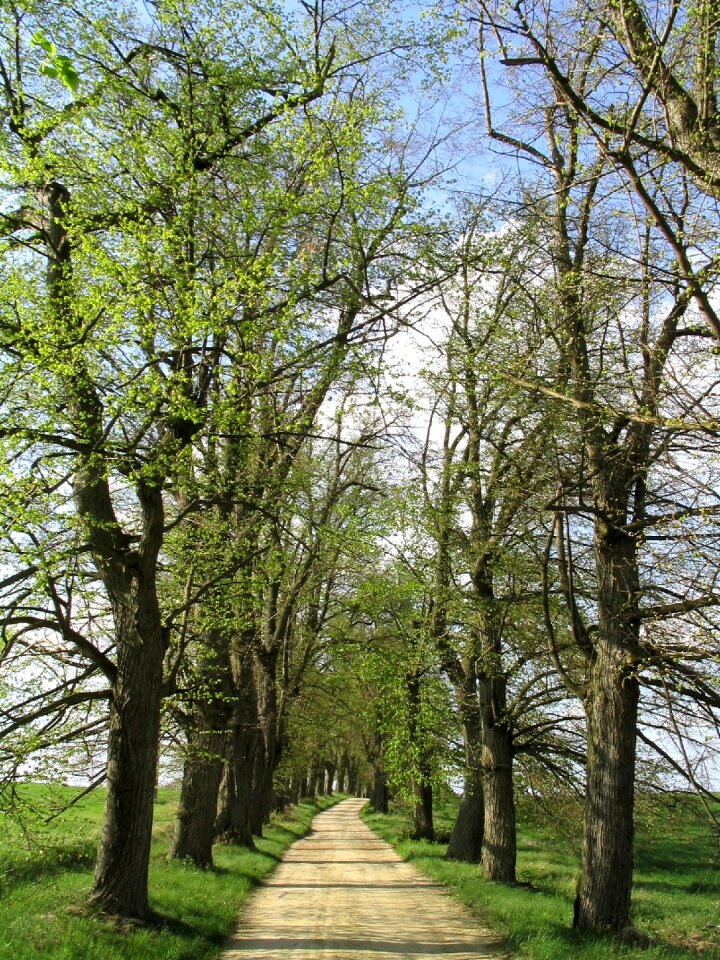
223,797,509,960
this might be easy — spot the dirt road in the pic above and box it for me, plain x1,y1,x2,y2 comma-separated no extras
223,797,507,960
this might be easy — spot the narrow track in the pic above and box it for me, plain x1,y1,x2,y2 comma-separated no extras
223,797,508,960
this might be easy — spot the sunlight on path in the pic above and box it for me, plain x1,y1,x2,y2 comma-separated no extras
223,797,508,960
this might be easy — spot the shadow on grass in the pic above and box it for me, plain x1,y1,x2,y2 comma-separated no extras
0,843,96,895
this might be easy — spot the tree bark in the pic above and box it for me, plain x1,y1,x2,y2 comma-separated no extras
44,181,168,920
411,779,434,840
447,678,485,862
480,674,516,882
88,580,166,918
306,766,317,799
370,766,389,813
325,759,337,796
170,726,226,867
171,630,233,867
249,647,279,835
347,759,359,796
314,763,327,796
215,651,258,848
287,778,300,806
447,771,484,862
574,526,640,931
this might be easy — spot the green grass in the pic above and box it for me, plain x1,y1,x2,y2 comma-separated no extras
362,792,720,960
0,783,342,960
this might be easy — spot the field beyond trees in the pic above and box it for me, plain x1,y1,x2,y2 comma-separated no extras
0,784,340,960
364,792,720,960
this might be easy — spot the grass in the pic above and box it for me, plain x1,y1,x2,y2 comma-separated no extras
0,783,342,960
362,792,720,960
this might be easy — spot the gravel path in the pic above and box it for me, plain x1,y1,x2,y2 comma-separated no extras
223,797,508,960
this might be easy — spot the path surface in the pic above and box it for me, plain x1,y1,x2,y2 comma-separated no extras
223,797,508,960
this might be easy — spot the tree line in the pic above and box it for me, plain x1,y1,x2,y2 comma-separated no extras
0,0,719,940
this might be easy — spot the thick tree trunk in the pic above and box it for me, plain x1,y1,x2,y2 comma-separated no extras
481,694,516,882
249,648,279,835
447,771,484,862
299,774,309,798
337,752,350,793
171,727,225,867
447,680,484,862
306,766,317,799
478,667,516,882
411,779,434,840
347,759,359,796
171,632,232,867
325,759,337,796
215,738,256,847
215,650,258,848
574,528,640,932
88,587,165,918
287,778,300,806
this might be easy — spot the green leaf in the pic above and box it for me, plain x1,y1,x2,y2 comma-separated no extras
31,31,56,55
31,32,79,93
38,63,59,81
54,55,80,92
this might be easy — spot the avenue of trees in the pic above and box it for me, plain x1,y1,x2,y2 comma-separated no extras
1,0,719,940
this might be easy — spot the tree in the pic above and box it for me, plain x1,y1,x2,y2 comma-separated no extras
466,0,720,339
461,38,720,926
0,0,433,917
416,213,583,878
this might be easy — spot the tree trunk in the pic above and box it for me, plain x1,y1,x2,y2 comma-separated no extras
47,183,166,921
287,778,300,806
481,690,516,882
88,585,165,918
215,650,258,848
446,771,484,862
171,727,225,867
370,766,388,813
325,759,337,796
478,665,516,882
447,679,484,862
338,752,350,793
411,779,434,840
347,759,359,796
249,647,279,835
574,528,640,932
215,738,256,847
171,631,232,867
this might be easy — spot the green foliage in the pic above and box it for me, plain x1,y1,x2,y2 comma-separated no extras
31,32,80,92
349,560,458,798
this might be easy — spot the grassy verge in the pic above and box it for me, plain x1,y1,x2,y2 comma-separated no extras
362,793,720,960
0,784,342,960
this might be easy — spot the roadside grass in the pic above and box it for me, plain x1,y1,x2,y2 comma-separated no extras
362,792,720,960
0,783,341,960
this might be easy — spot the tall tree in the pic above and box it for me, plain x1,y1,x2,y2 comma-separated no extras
464,43,720,928
0,0,433,917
